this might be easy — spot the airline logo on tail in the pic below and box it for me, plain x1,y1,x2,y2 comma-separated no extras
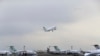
43,26,56,32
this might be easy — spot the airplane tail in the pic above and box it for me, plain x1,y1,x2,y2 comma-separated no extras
9,46,17,53
93,44,100,49
54,46,60,51
43,27,47,32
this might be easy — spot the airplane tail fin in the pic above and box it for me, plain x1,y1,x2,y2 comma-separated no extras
43,27,47,32
93,44,100,49
54,46,60,51
9,46,17,53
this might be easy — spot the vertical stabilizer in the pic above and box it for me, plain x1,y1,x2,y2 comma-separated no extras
9,46,16,53
93,44,100,49
43,27,47,32
54,46,60,51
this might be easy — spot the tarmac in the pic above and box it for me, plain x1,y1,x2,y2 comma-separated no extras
37,52,79,56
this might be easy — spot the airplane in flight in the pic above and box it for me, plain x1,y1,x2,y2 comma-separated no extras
43,26,56,32
84,44,100,56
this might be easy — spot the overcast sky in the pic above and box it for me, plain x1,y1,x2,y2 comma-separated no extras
0,0,100,51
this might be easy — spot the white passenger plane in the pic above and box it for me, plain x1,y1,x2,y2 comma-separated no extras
0,46,37,56
67,50,83,56
47,46,83,55
0,51,11,56
84,44,100,56
66,46,83,56
47,46,66,54
43,26,56,32
9,46,37,56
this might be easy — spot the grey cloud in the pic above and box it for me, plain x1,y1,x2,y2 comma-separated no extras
0,0,100,50
0,0,98,36
0,0,78,36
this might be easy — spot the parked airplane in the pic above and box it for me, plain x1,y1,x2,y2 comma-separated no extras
0,51,11,56
0,46,37,56
67,50,83,56
84,44,100,56
47,46,83,56
9,46,37,56
47,46,66,55
0,46,13,56
43,26,56,32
